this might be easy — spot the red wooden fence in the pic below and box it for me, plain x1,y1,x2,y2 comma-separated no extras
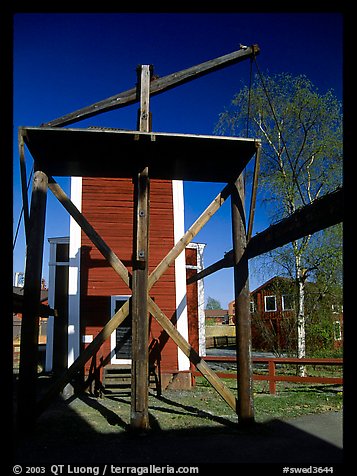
193,356,343,395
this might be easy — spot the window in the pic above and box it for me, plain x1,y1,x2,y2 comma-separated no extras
110,296,132,363
250,300,256,313
282,294,294,311
264,295,277,312
56,243,70,263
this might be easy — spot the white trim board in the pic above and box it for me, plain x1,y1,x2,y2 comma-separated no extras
172,180,190,371
68,177,82,367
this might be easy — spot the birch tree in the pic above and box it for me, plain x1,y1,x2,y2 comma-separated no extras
216,73,342,373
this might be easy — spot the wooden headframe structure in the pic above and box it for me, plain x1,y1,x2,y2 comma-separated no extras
16,44,343,433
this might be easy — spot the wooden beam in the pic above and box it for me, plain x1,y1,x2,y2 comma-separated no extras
17,170,48,432
18,128,30,242
246,187,343,259
48,177,131,288
131,167,150,430
37,299,130,416
136,64,152,133
42,45,259,128
130,65,151,431
247,142,261,241
231,174,254,425
147,298,237,413
149,183,232,289
187,187,343,284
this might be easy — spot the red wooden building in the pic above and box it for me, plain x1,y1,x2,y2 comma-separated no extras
229,276,343,352
45,177,206,391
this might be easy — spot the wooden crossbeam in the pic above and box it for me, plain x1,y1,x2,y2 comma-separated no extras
187,187,343,284
42,46,259,128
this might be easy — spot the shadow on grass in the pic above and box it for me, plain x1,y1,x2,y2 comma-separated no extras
13,393,343,466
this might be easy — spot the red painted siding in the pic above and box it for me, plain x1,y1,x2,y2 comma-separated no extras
185,247,199,357
80,177,179,375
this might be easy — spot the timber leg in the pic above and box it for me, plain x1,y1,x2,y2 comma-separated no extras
231,174,255,425
17,170,48,432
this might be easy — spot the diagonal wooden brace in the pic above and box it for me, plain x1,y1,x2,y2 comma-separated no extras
38,179,233,415
18,129,30,243
37,299,130,416
148,297,237,413
149,183,232,288
48,177,131,287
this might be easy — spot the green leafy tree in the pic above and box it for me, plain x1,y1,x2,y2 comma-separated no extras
216,72,342,372
206,296,222,310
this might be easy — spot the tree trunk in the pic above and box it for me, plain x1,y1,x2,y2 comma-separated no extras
296,255,306,377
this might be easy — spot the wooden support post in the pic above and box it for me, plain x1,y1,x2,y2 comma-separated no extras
268,360,277,395
231,173,255,425
17,170,48,432
130,65,151,431
247,142,261,241
131,167,150,430
18,128,30,242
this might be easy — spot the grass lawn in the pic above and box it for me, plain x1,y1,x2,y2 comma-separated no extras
12,374,343,467
21,374,343,440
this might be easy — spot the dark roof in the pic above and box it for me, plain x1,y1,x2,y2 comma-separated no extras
251,276,316,295
13,286,48,302
205,309,229,318
22,127,258,182
250,276,292,294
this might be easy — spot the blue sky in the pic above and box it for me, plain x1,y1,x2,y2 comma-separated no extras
13,12,343,307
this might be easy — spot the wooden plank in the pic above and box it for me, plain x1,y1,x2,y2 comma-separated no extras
149,183,232,289
17,170,48,432
147,297,237,414
43,45,259,127
231,174,254,425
